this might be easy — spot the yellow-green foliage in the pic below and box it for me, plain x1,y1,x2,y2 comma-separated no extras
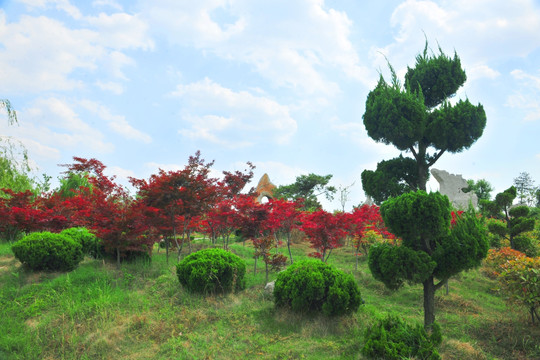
498,256,540,323
482,247,526,279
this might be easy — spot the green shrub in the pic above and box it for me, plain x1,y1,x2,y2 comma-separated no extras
61,227,101,258
362,314,442,360
11,231,83,271
273,259,363,316
513,234,538,257
176,248,246,294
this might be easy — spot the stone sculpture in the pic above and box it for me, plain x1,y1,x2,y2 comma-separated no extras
431,168,478,209
255,173,276,203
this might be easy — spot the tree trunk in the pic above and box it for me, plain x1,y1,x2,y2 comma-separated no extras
116,247,121,268
286,232,293,264
253,257,257,274
165,237,169,264
265,261,269,284
416,142,428,191
423,276,436,330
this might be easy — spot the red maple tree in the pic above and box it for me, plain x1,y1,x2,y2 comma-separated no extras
300,209,347,262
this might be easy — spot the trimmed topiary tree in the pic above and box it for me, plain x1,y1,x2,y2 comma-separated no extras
369,191,488,329
483,186,535,252
11,231,83,271
362,314,442,360
61,227,101,258
176,248,246,294
273,259,363,316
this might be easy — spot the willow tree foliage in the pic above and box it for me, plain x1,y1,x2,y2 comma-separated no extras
361,44,486,201
0,99,36,194
369,191,488,329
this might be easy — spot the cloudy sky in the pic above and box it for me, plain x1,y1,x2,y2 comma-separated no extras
1,0,540,210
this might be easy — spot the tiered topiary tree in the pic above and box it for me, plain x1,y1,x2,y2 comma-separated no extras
482,186,536,255
369,191,488,329
361,42,486,202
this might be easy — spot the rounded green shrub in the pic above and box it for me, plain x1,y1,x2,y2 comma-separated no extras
11,231,84,271
362,314,442,360
513,234,538,257
60,227,101,258
176,248,246,294
273,259,363,316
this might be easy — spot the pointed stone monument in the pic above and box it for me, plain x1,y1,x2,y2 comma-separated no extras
255,173,276,203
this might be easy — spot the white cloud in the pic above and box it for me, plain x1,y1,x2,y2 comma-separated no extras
145,162,182,172
3,97,114,157
467,64,501,81
85,12,153,50
141,0,371,95
105,165,135,181
172,78,297,147
0,7,152,94
92,0,123,11
376,0,540,81
78,100,152,143
95,80,124,94
19,0,83,19
251,161,307,188
507,69,540,121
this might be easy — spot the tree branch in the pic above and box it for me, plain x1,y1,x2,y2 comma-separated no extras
434,279,448,291
410,146,418,160
428,148,446,167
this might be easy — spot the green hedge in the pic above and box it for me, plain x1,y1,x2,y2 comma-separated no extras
273,259,363,316
11,231,83,271
176,248,246,294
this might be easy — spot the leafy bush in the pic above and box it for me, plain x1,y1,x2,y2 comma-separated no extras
273,259,363,316
11,231,83,271
482,247,526,279
176,248,246,294
362,314,442,360
61,227,101,258
498,256,540,324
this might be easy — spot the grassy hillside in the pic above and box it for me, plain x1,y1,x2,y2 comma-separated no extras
1,239,539,360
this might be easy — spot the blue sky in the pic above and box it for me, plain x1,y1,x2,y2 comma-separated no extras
1,0,540,211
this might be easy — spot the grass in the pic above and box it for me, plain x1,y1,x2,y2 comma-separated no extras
1,239,539,360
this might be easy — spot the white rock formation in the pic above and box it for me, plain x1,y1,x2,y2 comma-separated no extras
431,168,478,209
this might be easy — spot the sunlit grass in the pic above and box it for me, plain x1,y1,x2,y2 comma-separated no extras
1,239,539,359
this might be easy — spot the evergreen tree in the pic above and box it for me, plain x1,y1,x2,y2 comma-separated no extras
273,173,336,211
361,43,486,201
513,172,535,206
370,191,488,329
483,186,535,253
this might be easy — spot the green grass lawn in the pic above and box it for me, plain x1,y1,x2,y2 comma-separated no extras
1,239,539,360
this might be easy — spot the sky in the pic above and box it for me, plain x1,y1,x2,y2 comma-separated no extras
1,0,540,211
